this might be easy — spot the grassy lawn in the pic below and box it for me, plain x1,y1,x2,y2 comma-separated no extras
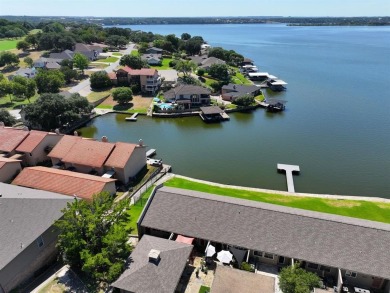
97,56,119,63
255,92,266,102
131,50,139,56
231,71,252,85
164,177,390,223
112,52,122,56
150,58,173,70
225,103,237,109
0,38,23,51
127,186,155,234
87,90,111,103
0,94,39,109
199,286,210,293
89,63,109,69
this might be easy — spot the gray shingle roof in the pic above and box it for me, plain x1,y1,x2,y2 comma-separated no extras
112,235,193,293
140,187,390,279
0,183,72,270
164,84,211,101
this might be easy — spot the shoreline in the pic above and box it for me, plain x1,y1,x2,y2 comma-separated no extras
158,173,390,203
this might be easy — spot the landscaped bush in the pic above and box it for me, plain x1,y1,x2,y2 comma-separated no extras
169,60,177,67
90,71,112,89
240,262,255,272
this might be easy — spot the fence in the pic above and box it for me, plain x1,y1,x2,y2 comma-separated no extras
131,167,166,205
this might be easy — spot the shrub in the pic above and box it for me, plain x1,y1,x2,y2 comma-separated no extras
197,68,205,76
169,60,177,68
240,262,255,272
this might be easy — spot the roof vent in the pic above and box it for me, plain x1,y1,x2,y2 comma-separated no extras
74,131,78,136
148,249,161,265
102,136,108,142
55,128,60,135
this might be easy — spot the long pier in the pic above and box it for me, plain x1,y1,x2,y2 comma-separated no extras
277,164,300,193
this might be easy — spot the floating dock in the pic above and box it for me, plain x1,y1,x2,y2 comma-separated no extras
277,164,300,193
146,149,156,158
125,113,138,121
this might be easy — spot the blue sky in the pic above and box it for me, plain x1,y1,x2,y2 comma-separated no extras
2,0,389,17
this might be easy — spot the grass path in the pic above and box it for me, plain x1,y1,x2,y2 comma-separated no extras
164,177,390,223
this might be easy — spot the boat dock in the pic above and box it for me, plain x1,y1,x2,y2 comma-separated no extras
125,113,138,121
146,149,156,158
220,112,230,120
277,164,300,193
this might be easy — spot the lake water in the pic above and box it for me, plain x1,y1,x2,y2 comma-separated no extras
81,24,390,198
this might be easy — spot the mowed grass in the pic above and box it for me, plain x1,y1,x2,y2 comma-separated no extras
199,286,210,293
87,90,111,103
164,177,390,223
0,38,23,51
127,186,154,234
98,56,118,63
131,50,139,56
150,58,173,70
0,94,39,109
231,71,252,85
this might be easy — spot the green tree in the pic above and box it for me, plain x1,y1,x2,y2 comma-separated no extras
23,93,91,130
119,55,147,69
25,34,39,50
181,33,191,40
0,78,13,103
208,64,230,81
112,87,133,105
34,69,65,93
197,68,205,76
175,60,196,77
278,263,320,293
16,40,30,51
55,193,132,284
0,109,16,126
11,76,36,102
233,95,255,107
72,53,89,75
24,56,34,68
60,66,78,84
90,71,112,89
0,51,19,67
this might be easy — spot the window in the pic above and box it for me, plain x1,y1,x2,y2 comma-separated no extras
345,271,357,278
36,236,44,248
320,265,331,272
254,251,263,257
307,263,319,270
263,253,274,259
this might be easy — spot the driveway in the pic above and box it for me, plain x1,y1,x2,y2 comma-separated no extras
69,43,136,97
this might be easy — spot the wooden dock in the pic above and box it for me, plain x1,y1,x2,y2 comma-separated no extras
220,112,230,120
125,113,138,121
277,164,300,193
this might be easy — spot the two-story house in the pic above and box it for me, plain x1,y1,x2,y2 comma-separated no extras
163,84,211,109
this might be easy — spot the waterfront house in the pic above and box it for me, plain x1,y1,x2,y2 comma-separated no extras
163,84,211,109
0,183,72,293
111,235,193,293
0,126,29,157
199,106,226,122
137,186,390,293
15,130,63,166
221,83,262,102
48,135,147,184
0,157,22,183
104,142,146,184
111,67,161,95
12,166,117,200
48,136,115,175
241,58,254,66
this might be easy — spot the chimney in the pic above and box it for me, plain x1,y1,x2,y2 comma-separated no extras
55,128,60,135
148,249,161,265
138,139,144,146
74,131,78,136
101,136,108,142
0,122,4,127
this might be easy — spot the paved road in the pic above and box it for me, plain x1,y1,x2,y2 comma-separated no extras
69,43,136,96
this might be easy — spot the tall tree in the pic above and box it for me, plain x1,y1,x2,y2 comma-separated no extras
181,33,191,40
0,78,13,103
23,93,91,130
278,263,320,293
0,109,16,126
72,53,89,75
208,63,230,81
175,60,196,77
90,71,112,89
112,87,133,105
55,193,132,284
119,55,147,69
16,40,30,52
24,56,34,68
0,51,19,67
34,69,65,93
